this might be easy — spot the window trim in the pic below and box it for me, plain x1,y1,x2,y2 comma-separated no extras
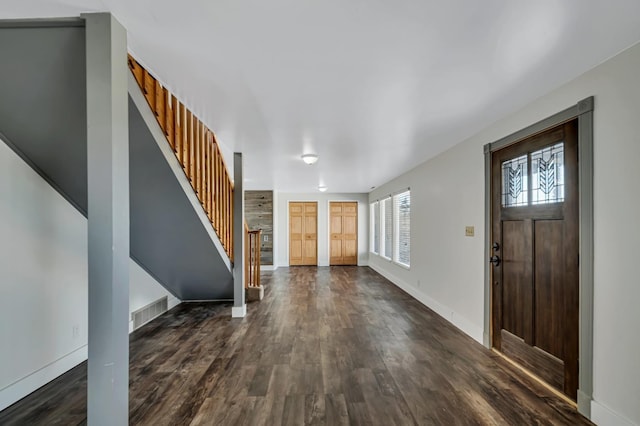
369,189,410,269
380,197,393,260
393,190,411,268
369,201,380,255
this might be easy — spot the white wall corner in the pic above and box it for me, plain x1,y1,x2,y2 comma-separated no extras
0,345,88,412
591,400,637,426
168,295,181,310
231,305,247,318
368,263,484,344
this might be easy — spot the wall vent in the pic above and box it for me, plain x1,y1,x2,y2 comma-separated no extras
132,296,168,330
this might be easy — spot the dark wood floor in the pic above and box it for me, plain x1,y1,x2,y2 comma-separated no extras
0,266,592,425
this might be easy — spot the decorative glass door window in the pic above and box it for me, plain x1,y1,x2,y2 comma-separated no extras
502,154,528,207
501,143,565,207
531,143,564,204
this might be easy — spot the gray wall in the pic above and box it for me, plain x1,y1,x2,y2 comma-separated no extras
0,21,233,301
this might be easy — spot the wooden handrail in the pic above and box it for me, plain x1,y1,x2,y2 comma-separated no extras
245,224,261,289
244,222,250,289
128,55,234,260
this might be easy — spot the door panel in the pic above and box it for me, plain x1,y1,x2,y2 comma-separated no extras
331,216,342,234
330,202,358,265
491,120,579,400
304,239,317,264
534,220,565,359
331,239,342,258
344,240,357,260
289,202,317,266
290,240,302,262
289,203,304,265
501,220,532,342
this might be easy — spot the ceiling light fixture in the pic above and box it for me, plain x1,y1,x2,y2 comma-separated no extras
318,185,328,192
301,154,318,165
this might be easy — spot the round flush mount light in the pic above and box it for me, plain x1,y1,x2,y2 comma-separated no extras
318,185,328,192
301,154,318,165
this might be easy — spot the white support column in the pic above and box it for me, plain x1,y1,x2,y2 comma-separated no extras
232,152,246,317
83,13,130,426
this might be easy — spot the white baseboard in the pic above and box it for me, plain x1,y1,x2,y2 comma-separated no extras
591,400,636,426
261,265,278,271
231,305,247,318
2,298,182,412
368,263,484,344
0,345,88,412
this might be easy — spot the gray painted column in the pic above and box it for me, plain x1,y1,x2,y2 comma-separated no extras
482,143,492,349
83,13,130,426
232,152,246,317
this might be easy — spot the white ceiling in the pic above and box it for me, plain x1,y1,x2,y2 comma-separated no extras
4,1,640,193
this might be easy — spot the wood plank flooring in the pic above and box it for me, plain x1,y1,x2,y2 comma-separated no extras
0,266,592,425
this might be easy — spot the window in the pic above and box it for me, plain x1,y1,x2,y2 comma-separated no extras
370,189,411,267
370,201,380,254
381,197,393,259
502,143,565,207
393,190,410,267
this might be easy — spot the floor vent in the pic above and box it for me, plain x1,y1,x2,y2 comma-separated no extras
132,296,168,330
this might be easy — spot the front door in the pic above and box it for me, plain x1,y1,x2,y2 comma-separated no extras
491,120,579,399
289,202,318,266
330,202,358,265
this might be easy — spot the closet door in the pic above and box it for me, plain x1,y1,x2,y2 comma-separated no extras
302,203,317,265
289,202,317,266
330,202,358,265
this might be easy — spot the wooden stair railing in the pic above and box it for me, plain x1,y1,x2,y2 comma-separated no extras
245,223,261,289
127,55,234,260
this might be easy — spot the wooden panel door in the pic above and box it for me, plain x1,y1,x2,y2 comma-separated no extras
330,202,358,265
289,203,304,265
491,120,579,399
289,202,317,266
303,203,318,265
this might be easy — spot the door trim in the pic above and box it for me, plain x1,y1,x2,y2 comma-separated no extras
483,97,594,418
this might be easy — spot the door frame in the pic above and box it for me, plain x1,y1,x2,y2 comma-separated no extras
483,97,594,418
327,200,360,266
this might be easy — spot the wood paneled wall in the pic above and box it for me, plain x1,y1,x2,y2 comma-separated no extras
127,55,234,260
244,191,273,265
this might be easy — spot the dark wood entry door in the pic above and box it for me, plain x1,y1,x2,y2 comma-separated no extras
491,120,579,400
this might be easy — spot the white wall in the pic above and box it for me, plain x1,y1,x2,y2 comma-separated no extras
369,41,640,425
0,140,180,412
276,192,369,267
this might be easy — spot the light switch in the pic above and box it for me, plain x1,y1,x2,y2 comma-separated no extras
465,226,475,237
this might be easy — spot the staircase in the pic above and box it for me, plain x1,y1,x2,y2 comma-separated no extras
0,25,234,301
